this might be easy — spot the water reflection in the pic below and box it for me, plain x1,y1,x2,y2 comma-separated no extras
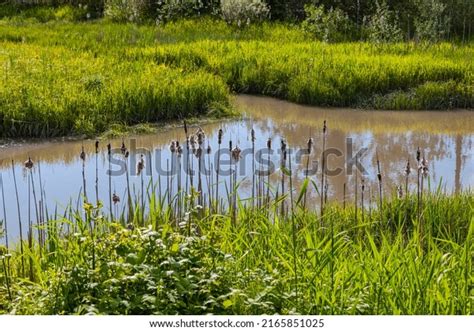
0,95,473,242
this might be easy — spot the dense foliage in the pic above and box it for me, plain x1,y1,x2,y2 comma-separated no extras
3,0,473,41
0,189,472,314
1,16,473,138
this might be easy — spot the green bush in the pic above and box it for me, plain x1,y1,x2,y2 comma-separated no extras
104,0,154,23
366,1,403,43
220,0,270,27
156,0,205,23
414,0,451,42
302,4,354,42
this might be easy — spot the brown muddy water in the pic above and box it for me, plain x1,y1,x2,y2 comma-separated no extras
1,95,473,242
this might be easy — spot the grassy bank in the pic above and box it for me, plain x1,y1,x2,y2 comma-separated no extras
0,189,472,314
1,16,474,138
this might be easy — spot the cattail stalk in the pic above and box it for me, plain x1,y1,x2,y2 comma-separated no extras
376,152,383,225
95,140,99,207
266,138,272,209
0,174,9,250
11,160,25,277
320,120,327,221
108,143,113,220
251,128,256,210
216,129,223,213
303,136,313,210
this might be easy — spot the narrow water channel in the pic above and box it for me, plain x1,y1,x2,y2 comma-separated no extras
1,95,473,243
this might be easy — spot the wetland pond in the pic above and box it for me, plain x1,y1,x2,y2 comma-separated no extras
1,95,473,242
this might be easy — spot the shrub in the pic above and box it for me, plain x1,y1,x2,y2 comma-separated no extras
156,0,205,23
302,4,354,42
104,0,153,23
414,0,451,42
366,1,403,43
220,0,269,27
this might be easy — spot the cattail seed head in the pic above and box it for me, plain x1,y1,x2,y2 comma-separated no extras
280,139,287,153
405,159,411,176
177,144,183,157
137,155,145,175
195,146,202,158
170,141,176,153
107,143,111,155
229,140,233,152
421,157,429,177
416,147,421,163
267,138,272,149
121,141,126,155
206,145,212,154
80,147,86,162
361,178,365,192
251,128,256,143
232,146,241,162
307,138,314,154
323,120,327,134
125,151,129,158
218,129,223,145
24,157,34,169
397,185,403,199
196,127,205,145
112,193,120,205
95,140,99,154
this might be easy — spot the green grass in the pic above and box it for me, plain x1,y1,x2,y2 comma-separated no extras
0,15,473,138
0,189,472,314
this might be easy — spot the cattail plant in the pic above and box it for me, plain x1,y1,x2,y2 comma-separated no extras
320,120,327,220
0,174,8,251
303,136,314,210
95,140,99,206
266,138,272,208
376,151,383,224
280,139,287,216
251,128,256,209
177,142,183,219
107,143,112,220
416,147,421,220
216,128,223,212
11,160,25,277
231,145,241,224
137,154,145,225
112,192,120,220
24,157,35,281
206,144,212,212
404,159,411,196
80,145,87,202
124,150,133,224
